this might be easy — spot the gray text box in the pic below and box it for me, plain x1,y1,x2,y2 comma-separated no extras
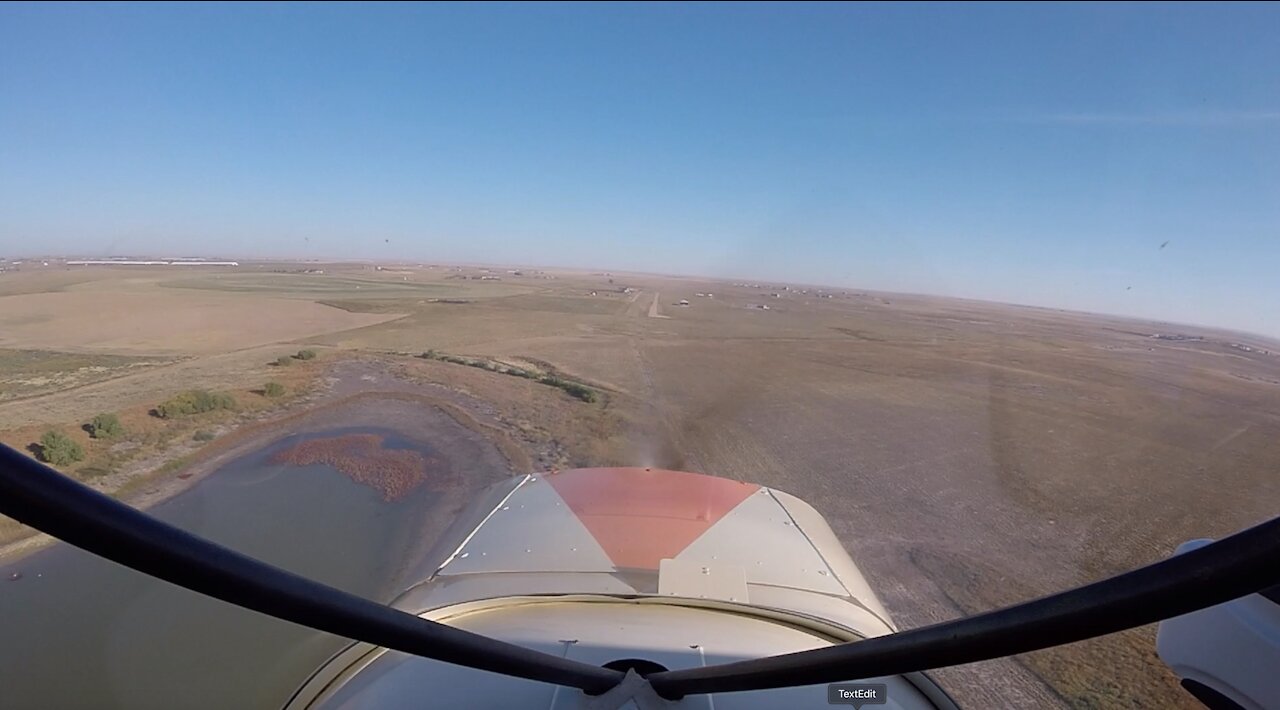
828,682,888,708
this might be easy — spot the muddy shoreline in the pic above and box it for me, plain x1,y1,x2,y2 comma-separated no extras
0,358,524,563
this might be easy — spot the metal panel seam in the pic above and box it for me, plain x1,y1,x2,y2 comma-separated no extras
431,474,533,578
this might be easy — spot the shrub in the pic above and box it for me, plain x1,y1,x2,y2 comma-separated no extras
276,355,293,367
88,412,123,439
561,382,598,403
193,430,216,442
538,375,597,402
421,350,594,401
263,381,286,398
296,349,317,360
39,430,84,466
156,390,237,418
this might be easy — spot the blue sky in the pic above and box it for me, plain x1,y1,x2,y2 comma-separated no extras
2,3,1278,336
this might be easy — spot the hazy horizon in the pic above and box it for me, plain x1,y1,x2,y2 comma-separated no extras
9,250,1279,343
3,3,1278,337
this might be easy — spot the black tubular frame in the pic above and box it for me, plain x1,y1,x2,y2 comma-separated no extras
0,444,623,695
2,441,1278,701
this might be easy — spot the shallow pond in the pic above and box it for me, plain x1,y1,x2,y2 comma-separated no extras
0,427,448,710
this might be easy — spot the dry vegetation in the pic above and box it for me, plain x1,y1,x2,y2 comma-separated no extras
0,349,171,401
0,272,404,354
0,342,329,549
2,261,1278,708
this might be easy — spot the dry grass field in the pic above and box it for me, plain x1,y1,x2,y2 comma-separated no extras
2,261,1278,708
0,348,171,402
0,276,405,354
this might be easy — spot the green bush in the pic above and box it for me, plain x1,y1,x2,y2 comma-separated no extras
276,355,293,367
88,412,123,439
39,430,84,466
559,382,597,403
193,430,216,442
296,349,317,360
538,375,597,402
263,381,286,398
421,349,439,360
156,390,237,418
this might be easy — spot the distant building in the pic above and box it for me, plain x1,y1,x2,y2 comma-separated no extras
65,260,239,266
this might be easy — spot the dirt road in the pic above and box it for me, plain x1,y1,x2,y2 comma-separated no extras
647,292,670,319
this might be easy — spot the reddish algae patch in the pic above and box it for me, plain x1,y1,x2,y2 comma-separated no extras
270,433,442,501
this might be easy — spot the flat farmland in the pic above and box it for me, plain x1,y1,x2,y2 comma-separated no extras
0,275,406,355
0,349,172,402
330,271,1279,707
2,263,1278,708
161,272,536,300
